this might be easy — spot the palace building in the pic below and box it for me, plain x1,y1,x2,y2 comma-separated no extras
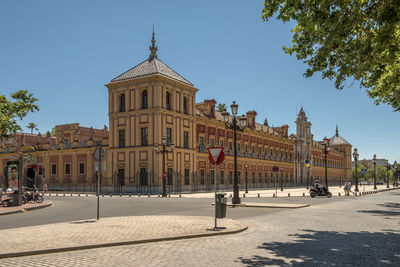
0,33,352,193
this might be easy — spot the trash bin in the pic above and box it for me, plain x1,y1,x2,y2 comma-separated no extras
216,192,227,218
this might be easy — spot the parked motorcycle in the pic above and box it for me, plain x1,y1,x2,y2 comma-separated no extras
1,189,13,206
23,188,44,203
309,185,332,198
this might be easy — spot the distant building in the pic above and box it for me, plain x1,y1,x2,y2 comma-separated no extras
352,158,389,168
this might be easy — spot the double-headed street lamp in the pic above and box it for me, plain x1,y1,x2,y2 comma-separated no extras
353,147,359,192
322,137,331,189
373,154,377,189
221,101,247,205
386,162,390,189
154,136,174,197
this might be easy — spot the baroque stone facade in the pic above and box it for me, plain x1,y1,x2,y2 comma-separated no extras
0,33,352,193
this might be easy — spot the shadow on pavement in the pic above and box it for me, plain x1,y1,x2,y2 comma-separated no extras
239,229,400,266
358,202,400,218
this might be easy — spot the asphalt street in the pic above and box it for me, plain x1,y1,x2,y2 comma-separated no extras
1,195,345,229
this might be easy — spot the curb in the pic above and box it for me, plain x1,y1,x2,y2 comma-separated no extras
0,224,248,259
0,202,53,216
227,203,309,209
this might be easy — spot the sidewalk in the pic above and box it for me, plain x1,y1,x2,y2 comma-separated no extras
0,201,52,216
0,216,247,259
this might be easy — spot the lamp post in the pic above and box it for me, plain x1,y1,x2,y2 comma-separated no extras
154,136,174,197
386,162,390,189
244,163,249,194
353,148,359,192
221,101,247,205
373,154,377,189
322,137,331,189
394,161,399,186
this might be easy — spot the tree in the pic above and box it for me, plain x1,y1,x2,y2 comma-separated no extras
216,103,227,112
262,1,400,111
26,122,38,134
0,90,39,140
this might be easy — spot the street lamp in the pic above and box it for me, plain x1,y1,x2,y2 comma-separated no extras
154,136,174,197
373,154,377,189
322,137,331,189
386,162,390,189
222,101,247,205
353,148,359,192
394,161,399,186
244,163,249,194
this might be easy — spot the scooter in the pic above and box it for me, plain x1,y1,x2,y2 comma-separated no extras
1,189,13,206
309,185,332,198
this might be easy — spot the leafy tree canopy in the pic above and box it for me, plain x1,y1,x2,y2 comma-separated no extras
0,90,39,140
26,122,39,134
262,0,400,111
216,103,227,112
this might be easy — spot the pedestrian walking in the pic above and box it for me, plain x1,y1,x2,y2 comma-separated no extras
43,183,48,193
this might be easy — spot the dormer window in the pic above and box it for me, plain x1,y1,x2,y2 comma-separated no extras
119,94,126,112
183,97,188,114
142,90,148,109
166,92,171,110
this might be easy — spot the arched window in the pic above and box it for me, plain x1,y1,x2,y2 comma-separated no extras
142,90,148,109
183,97,188,114
166,92,171,110
119,94,126,112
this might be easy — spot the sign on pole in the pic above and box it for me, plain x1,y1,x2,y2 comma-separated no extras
361,169,367,175
94,147,105,161
272,166,279,173
207,147,225,165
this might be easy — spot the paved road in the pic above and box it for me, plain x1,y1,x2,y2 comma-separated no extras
0,195,346,229
1,191,399,266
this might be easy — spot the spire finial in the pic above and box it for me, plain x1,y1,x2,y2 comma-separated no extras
336,124,339,137
149,26,158,60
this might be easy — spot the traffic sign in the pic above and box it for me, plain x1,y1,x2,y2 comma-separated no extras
305,160,310,164
361,169,367,175
94,147,105,161
272,166,279,173
163,172,167,179
207,147,225,165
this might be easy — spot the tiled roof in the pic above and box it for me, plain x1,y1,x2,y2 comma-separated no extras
111,58,193,86
330,135,351,146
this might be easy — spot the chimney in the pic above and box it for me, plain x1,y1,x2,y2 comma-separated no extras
203,99,217,118
246,110,257,129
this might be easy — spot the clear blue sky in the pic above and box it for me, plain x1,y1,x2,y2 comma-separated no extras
1,0,399,163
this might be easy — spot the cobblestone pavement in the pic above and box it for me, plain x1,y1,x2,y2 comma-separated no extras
0,216,245,257
1,190,399,266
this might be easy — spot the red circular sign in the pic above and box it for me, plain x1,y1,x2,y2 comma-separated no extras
162,172,167,178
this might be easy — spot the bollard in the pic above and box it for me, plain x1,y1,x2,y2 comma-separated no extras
288,193,290,197
63,194,65,197
338,192,341,196
230,194,232,198
129,194,131,197
49,193,52,196
71,194,73,197
120,193,122,197
258,193,260,197
168,194,171,197
179,194,181,198
86,193,88,197
102,194,104,197
78,194,80,197
110,194,112,197
158,194,160,197
243,194,246,197
148,194,150,197
273,193,276,198
138,194,140,197
303,192,305,197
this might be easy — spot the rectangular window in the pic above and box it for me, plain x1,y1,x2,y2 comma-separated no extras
270,149,273,159
200,170,205,185
118,169,125,186
166,128,172,145
229,142,233,150
219,140,223,147
184,169,190,185
65,163,71,175
265,173,269,184
220,171,224,184
119,130,125,148
51,164,57,175
167,168,173,185
199,136,204,146
141,127,148,146
38,167,43,175
183,131,189,149
245,144,248,152
79,163,85,174
252,172,256,184
258,172,262,183
229,171,233,184
210,138,214,147
252,146,255,153
237,144,240,151
211,170,215,185
238,171,241,184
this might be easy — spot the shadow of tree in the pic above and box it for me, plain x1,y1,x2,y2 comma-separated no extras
359,202,400,217
239,230,400,266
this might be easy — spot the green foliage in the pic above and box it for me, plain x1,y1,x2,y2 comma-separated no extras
0,90,39,140
216,103,227,112
262,0,400,111
26,122,38,134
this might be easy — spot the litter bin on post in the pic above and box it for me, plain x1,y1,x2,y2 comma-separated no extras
216,192,227,218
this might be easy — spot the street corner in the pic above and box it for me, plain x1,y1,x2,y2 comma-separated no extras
0,200,53,216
